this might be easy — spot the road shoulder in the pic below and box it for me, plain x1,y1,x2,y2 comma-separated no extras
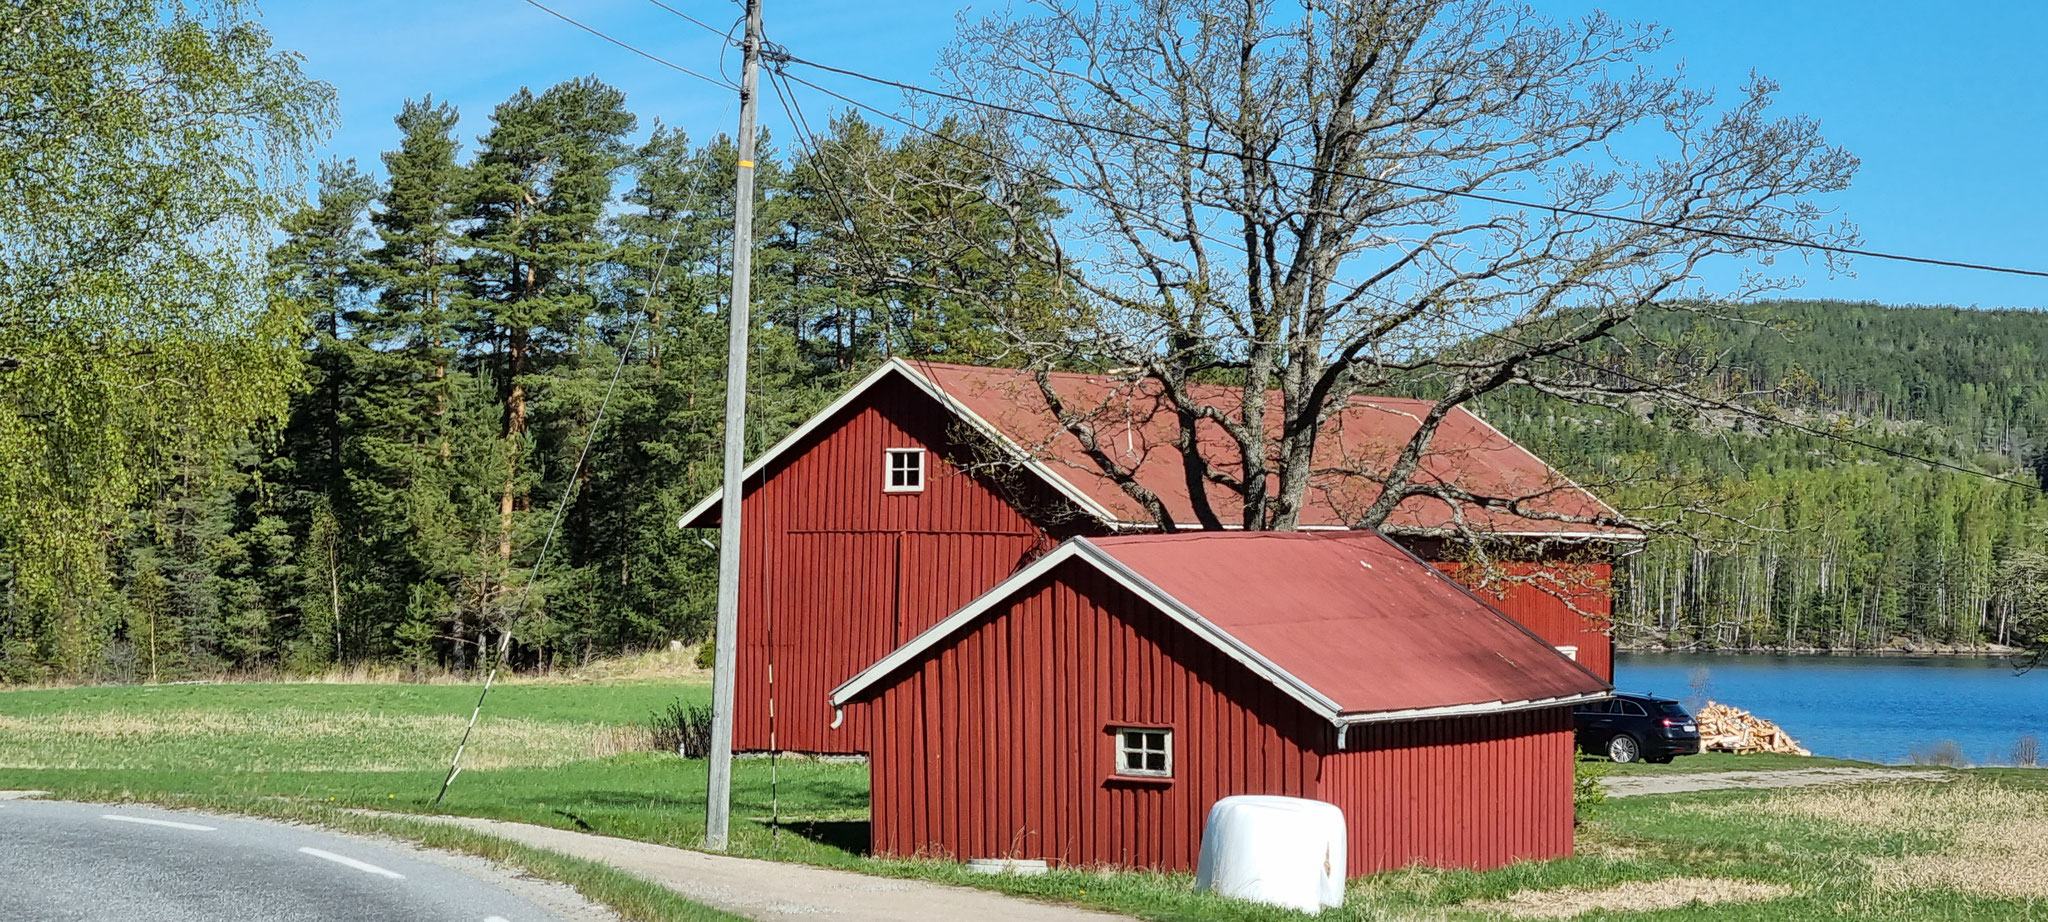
407,813,1133,922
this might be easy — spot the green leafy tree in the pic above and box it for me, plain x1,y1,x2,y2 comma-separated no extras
0,0,333,677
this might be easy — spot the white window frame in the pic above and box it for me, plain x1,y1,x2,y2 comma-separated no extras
883,448,926,493
1112,726,1172,778
1555,645,1579,661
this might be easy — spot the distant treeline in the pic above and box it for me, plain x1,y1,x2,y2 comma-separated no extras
1483,301,2048,651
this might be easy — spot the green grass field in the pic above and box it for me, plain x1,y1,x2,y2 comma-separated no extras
7,676,2048,921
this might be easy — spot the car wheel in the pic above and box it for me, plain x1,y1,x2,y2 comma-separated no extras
1607,734,1641,763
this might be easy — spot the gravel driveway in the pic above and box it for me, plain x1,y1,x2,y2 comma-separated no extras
1604,766,1951,798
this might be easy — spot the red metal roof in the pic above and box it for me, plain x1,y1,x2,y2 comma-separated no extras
836,531,1609,721
1090,532,1609,716
908,361,1637,538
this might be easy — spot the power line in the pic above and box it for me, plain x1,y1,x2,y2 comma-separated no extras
765,67,908,355
433,69,734,807
780,54,2048,282
521,0,734,89
768,67,2041,494
641,0,732,39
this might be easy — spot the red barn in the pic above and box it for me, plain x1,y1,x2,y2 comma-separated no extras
680,359,1636,754
829,531,1610,875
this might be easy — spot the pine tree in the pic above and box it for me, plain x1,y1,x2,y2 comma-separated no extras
457,77,636,663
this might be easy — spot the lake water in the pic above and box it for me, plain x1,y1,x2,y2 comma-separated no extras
1614,652,2048,766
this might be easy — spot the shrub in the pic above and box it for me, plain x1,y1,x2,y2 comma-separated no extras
695,639,716,671
2013,734,2040,768
1574,757,1609,823
647,700,714,757
1909,739,1969,768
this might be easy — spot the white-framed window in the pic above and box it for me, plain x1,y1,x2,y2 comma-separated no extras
1113,727,1172,778
1555,645,1579,661
884,448,926,493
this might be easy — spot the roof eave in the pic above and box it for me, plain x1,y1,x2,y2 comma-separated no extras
1333,690,1611,726
1104,520,1645,542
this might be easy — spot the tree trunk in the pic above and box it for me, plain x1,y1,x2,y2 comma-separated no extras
500,332,528,562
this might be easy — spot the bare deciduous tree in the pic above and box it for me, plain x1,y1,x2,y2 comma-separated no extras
838,0,1856,542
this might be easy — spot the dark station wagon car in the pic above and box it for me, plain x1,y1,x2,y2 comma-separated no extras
1574,693,1701,763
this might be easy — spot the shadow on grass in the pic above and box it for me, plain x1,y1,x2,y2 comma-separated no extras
768,818,870,855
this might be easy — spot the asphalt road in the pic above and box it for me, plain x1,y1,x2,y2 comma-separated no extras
0,798,604,922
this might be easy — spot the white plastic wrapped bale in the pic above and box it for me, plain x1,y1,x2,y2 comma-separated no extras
1194,795,1346,913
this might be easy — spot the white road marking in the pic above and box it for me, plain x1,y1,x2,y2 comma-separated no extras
101,814,216,832
298,846,406,880
484,916,512,922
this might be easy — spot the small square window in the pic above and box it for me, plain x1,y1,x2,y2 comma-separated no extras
1113,727,1171,778
1555,645,1578,661
884,448,925,493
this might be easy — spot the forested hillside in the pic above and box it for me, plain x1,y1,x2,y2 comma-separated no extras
1478,301,2048,652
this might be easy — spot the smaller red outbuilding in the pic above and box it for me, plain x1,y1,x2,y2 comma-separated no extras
831,530,1610,877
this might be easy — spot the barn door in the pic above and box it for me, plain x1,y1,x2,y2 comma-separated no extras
769,531,899,752
893,532,1045,641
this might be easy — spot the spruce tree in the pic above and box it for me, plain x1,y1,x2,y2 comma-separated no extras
354,98,473,666
267,161,376,666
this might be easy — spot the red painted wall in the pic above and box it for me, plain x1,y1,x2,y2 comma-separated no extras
1323,708,1577,874
716,371,1616,754
1425,558,1615,682
859,559,1578,875
731,376,1064,753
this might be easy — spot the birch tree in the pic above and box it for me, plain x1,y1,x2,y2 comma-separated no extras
0,0,331,675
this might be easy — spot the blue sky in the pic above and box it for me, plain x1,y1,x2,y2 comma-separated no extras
262,1,2048,310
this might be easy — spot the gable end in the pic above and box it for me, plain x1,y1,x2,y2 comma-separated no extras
678,358,1117,529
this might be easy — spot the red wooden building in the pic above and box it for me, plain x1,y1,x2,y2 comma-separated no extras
829,531,1610,875
680,358,1637,754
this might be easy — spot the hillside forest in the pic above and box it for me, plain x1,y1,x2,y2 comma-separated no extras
1488,302,2048,652
8,70,2048,680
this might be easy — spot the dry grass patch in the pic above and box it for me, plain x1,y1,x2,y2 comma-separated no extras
0,711,653,772
545,648,708,684
1682,780,2048,899
1461,877,1792,919
1684,779,2038,833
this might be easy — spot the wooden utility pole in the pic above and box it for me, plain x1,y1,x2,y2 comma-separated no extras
706,0,763,852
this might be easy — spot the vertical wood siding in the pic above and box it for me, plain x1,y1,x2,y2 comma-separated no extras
1321,708,1577,875
867,562,1327,870
1417,553,1615,682
861,561,1579,875
1470,564,1615,681
722,371,1613,756
733,376,1066,753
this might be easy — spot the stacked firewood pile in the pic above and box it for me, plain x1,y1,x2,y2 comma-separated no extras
1696,701,1811,756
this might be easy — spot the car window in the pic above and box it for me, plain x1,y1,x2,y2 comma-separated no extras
1618,700,1648,717
1656,702,1691,719
1577,700,1613,715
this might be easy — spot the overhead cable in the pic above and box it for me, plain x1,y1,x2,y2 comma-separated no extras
767,67,2042,493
